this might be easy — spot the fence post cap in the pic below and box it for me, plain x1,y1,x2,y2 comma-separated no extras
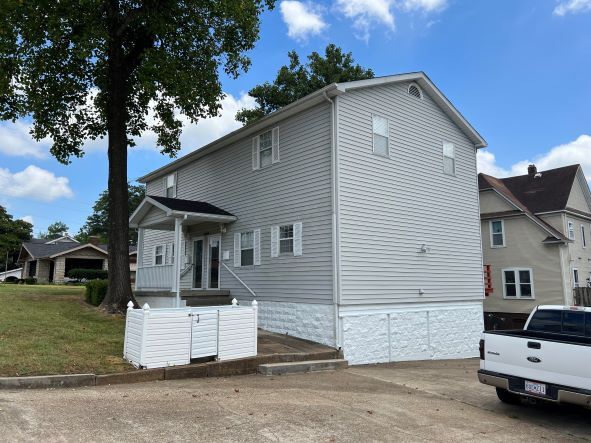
127,301,134,309
231,298,238,306
142,303,151,311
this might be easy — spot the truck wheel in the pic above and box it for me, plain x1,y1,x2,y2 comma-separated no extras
496,388,522,405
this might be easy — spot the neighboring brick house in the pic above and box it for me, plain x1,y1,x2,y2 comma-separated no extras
479,164,591,329
17,235,137,283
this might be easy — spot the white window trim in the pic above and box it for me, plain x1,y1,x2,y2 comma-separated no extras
153,245,165,266
253,127,279,170
502,267,535,299
573,268,580,288
271,222,303,258
164,173,177,198
191,237,205,290
371,114,390,158
582,225,587,248
442,142,455,176
567,220,575,240
489,219,506,248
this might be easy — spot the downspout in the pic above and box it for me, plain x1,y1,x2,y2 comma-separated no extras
323,90,342,349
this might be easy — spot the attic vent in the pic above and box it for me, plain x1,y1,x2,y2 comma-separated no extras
408,83,423,99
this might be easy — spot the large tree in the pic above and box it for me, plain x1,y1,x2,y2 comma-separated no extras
39,221,70,240
0,0,274,312
0,206,33,272
236,44,375,125
77,183,145,244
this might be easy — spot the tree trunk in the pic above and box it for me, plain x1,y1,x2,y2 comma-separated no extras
100,34,134,313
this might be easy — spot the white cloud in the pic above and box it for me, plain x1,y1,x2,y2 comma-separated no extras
20,215,34,224
401,0,448,12
0,165,74,202
280,1,328,41
554,0,591,16
0,120,49,159
336,0,395,41
477,134,591,179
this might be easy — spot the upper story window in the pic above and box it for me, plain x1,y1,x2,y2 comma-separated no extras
252,127,279,170
582,225,587,248
442,142,455,175
165,173,176,198
568,220,575,240
503,268,534,299
490,220,505,248
372,115,389,157
279,225,294,254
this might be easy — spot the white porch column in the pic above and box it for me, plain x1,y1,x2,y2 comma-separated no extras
135,227,144,291
172,217,184,307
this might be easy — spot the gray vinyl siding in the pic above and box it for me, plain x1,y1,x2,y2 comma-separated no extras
336,82,484,305
143,103,334,303
143,178,173,267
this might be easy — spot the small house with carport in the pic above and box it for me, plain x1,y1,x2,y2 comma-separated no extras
130,72,487,364
479,164,591,329
17,235,137,283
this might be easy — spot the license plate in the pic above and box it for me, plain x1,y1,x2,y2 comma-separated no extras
525,380,546,396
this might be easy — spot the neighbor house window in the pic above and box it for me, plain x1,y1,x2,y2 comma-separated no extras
240,231,254,266
573,269,580,288
372,115,389,157
502,268,534,299
582,225,587,248
165,173,176,198
443,142,455,175
568,220,575,240
154,245,164,265
490,220,505,247
279,225,294,254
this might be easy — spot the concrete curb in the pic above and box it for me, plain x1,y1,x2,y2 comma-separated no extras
0,350,342,390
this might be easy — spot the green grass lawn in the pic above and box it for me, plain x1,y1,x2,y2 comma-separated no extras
0,284,133,377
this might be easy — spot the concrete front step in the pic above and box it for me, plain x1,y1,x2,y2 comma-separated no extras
258,359,348,376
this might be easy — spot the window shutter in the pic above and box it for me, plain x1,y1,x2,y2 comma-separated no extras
272,127,280,163
163,177,167,196
234,233,241,267
293,222,303,256
252,137,260,170
254,229,261,265
173,172,178,197
271,226,279,258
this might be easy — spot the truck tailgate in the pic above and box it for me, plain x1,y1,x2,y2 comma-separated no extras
482,332,591,391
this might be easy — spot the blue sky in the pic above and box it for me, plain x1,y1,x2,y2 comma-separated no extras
0,0,590,235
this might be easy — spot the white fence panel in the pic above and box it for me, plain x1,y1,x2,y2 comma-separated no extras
124,300,258,369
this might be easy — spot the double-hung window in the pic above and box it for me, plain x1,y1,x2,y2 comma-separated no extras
443,142,455,175
372,115,389,157
252,127,279,170
568,220,575,240
490,220,505,247
165,173,176,198
279,225,294,254
503,268,534,298
573,269,580,288
154,245,164,266
240,232,254,266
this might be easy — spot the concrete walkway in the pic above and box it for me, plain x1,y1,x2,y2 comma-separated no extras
1,359,589,442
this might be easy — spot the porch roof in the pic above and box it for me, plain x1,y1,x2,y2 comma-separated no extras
129,195,237,229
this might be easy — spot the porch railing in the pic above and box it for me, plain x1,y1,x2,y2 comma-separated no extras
136,265,173,290
573,287,591,307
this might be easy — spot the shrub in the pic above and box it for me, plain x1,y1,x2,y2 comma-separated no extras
24,277,37,285
85,279,108,306
68,268,108,280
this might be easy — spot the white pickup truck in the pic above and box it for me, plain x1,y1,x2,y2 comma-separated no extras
478,305,591,408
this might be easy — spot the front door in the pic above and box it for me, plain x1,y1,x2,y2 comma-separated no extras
208,235,221,289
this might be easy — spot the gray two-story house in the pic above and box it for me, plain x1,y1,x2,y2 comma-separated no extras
130,72,487,364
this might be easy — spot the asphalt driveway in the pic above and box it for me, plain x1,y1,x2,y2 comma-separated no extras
1,359,589,442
